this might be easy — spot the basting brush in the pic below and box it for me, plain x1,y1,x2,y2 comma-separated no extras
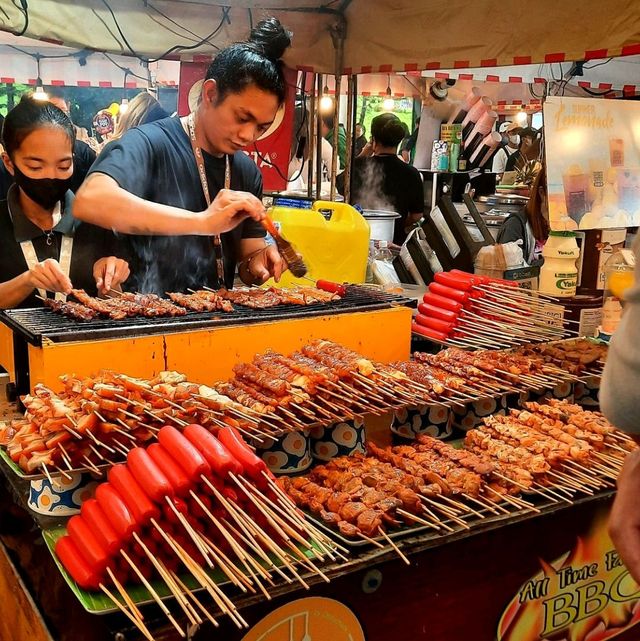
261,212,308,278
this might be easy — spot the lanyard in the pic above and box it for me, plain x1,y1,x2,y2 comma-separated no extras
7,193,73,301
186,112,228,287
19,236,74,301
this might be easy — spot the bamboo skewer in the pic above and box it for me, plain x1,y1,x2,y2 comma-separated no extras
99,582,155,641
377,527,410,565
133,532,201,627
120,548,186,638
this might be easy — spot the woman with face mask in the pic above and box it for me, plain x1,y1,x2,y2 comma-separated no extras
0,95,130,309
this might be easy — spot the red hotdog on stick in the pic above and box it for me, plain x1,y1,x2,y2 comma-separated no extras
183,424,243,478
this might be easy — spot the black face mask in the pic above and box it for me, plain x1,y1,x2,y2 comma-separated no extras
12,164,72,210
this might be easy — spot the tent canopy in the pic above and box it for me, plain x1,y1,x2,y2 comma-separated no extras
1,1,639,75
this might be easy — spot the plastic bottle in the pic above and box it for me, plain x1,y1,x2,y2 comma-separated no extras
601,248,635,334
372,241,400,286
539,231,580,297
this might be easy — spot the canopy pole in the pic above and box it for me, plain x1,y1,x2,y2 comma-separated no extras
306,72,316,199
329,16,347,202
343,74,356,204
329,73,341,201
315,73,323,202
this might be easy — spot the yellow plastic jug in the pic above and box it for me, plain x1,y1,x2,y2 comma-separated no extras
265,200,370,288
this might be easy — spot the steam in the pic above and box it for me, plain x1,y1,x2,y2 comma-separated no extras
354,160,396,212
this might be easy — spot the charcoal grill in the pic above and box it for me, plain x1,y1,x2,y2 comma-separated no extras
0,286,415,395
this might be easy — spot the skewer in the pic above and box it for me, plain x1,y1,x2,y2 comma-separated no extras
120,548,185,637
84,428,117,454
471,493,509,515
106,566,146,624
81,455,103,475
40,464,54,486
53,465,74,481
151,520,245,627
440,494,485,519
397,508,441,530
357,533,385,548
133,532,201,627
377,527,410,565
170,572,220,628
99,583,155,641
547,470,592,494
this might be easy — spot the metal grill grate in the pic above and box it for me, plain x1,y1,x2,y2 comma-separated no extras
1,286,415,345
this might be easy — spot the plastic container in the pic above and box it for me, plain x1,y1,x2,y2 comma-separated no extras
361,210,401,243
267,200,370,288
601,248,635,333
539,231,580,297
561,292,603,338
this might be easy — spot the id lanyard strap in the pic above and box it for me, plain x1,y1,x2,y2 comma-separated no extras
187,112,228,287
19,235,73,301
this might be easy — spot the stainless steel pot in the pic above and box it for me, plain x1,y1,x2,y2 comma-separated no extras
361,209,401,242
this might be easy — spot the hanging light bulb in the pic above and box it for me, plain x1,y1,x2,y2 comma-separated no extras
33,79,48,101
515,109,528,124
32,56,48,101
382,76,394,111
119,98,129,114
319,84,333,113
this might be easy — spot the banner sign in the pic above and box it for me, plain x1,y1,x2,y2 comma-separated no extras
498,506,640,641
545,96,640,231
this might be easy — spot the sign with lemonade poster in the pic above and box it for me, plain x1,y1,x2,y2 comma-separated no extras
497,506,640,641
544,96,640,230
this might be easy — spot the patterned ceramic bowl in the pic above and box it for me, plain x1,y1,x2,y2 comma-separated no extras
391,404,453,440
28,472,98,516
452,394,509,432
517,381,574,405
309,418,366,461
256,430,312,475
573,375,600,409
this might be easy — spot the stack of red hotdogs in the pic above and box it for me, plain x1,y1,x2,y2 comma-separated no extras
413,270,571,348
55,424,334,633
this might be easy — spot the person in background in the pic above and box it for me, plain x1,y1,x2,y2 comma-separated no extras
401,117,420,164
287,115,333,191
337,112,424,246
505,126,537,173
0,96,129,309
320,112,347,170
602,235,640,583
492,121,520,181
74,18,293,294
110,91,169,141
46,89,97,193
496,164,548,265
354,123,367,157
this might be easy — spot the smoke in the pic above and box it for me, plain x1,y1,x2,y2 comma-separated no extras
124,235,220,295
354,159,396,212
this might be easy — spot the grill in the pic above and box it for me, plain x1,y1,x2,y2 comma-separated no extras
1,286,416,346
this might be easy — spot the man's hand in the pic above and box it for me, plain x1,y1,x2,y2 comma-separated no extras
93,256,130,295
243,245,286,284
609,448,640,583
202,189,266,235
27,258,72,294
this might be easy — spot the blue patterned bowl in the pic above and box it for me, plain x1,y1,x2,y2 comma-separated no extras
256,430,312,475
518,381,575,405
452,394,509,432
391,404,453,440
309,418,366,461
28,473,98,516
573,375,600,409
